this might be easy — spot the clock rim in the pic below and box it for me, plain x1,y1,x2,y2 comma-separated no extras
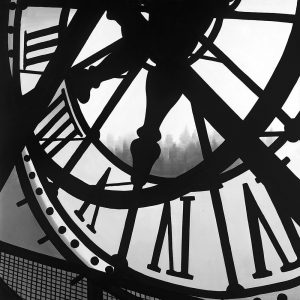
16,156,300,299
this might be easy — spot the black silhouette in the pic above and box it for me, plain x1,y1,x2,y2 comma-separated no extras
2,0,300,299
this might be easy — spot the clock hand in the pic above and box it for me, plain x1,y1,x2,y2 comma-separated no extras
185,13,300,185
179,64,300,223
186,13,300,188
198,21,300,135
130,66,182,189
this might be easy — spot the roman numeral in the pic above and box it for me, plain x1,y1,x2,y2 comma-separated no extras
35,89,83,158
74,168,111,233
192,111,243,293
118,207,138,261
243,184,300,279
23,25,60,70
147,196,194,280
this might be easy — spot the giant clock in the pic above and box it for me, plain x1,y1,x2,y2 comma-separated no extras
5,0,300,298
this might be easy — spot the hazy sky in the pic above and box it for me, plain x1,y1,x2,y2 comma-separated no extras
4,1,300,299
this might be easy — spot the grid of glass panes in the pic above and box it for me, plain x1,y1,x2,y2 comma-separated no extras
0,252,88,300
0,250,163,300
103,290,118,300
102,289,160,300
126,288,160,300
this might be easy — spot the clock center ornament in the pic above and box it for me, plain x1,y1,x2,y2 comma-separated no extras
10,0,300,298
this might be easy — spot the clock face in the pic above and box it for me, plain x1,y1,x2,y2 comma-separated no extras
8,0,300,298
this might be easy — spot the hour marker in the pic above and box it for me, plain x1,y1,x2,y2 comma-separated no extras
74,168,111,234
28,172,35,179
90,256,99,266
7,26,14,34
16,198,28,207
38,235,49,245
23,25,60,70
24,155,30,162
35,188,43,195
70,239,80,248
243,183,300,278
9,2,16,10
148,197,195,280
281,157,290,165
46,207,54,215
58,226,66,234
35,90,83,159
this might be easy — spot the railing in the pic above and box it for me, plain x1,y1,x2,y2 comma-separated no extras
0,241,161,300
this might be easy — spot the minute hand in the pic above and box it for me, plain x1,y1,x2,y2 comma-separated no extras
178,65,300,223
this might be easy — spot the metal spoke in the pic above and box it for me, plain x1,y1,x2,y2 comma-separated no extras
47,130,78,157
198,35,263,96
40,137,84,141
179,64,300,223
260,131,284,137
106,182,132,187
225,11,294,23
23,0,100,9
198,55,220,63
72,39,122,70
92,66,143,131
